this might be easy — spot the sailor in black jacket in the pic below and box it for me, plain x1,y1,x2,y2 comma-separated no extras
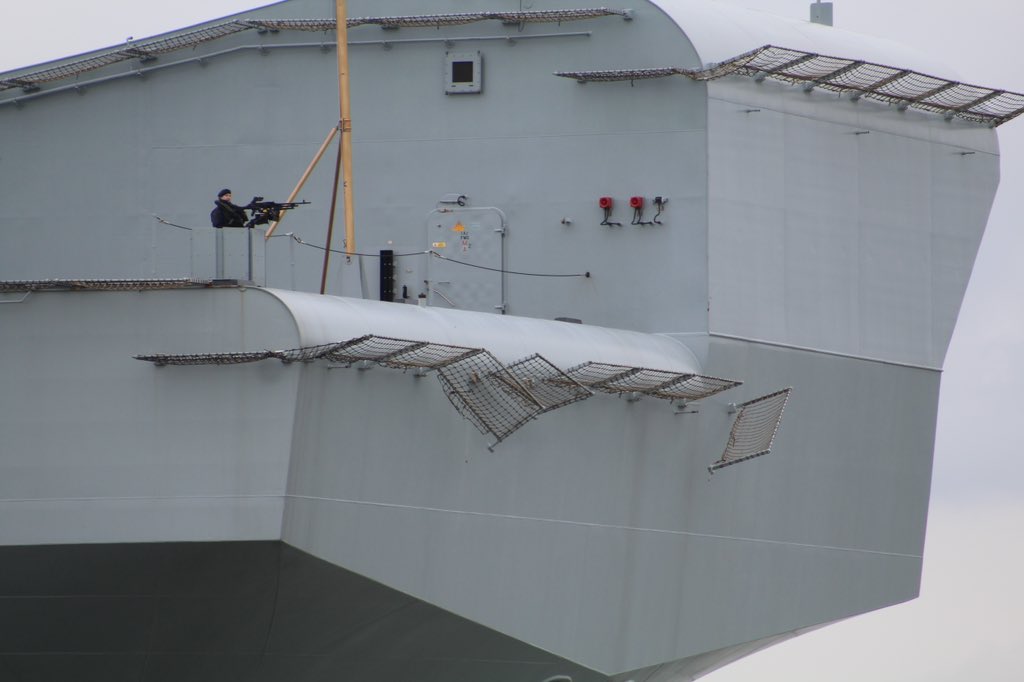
210,189,249,227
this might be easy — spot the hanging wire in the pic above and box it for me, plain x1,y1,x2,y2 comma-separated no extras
152,218,589,279
428,250,590,278
287,234,426,258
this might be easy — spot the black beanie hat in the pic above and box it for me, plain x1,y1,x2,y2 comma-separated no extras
217,188,232,198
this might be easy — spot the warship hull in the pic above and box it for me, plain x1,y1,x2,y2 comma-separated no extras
0,0,1012,679
0,284,941,680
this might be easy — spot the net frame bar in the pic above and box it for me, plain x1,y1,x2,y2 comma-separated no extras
554,44,1024,125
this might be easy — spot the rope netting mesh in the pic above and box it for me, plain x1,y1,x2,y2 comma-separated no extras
134,335,747,447
0,278,208,292
349,8,629,28
269,342,353,364
2,9,627,92
502,354,592,412
134,335,599,445
133,335,798,468
135,351,274,366
563,362,740,402
554,44,1024,125
316,335,481,369
1,23,254,89
134,335,480,369
710,387,792,472
437,351,545,445
554,67,682,83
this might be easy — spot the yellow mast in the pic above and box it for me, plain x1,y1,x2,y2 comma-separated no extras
336,0,356,258
317,0,357,294
265,0,356,292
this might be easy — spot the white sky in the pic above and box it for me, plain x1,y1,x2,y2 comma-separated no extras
3,1,1023,680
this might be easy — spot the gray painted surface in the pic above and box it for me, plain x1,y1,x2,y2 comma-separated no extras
706,78,997,368
281,312,936,674
0,287,298,544
0,0,1003,679
0,0,708,333
0,285,940,677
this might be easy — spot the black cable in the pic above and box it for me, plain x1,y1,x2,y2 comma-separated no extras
288,234,425,258
294,241,588,277
632,207,652,226
600,207,621,227
153,219,590,278
429,251,589,278
652,197,667,225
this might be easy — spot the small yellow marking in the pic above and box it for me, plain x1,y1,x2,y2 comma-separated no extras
452,222,465,232
432,241,447,249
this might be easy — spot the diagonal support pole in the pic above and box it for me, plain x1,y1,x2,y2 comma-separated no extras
264,124,339,239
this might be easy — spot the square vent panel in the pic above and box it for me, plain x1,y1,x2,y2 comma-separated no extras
445,51,482,94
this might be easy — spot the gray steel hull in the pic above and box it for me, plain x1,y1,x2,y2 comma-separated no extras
0,0,1007,677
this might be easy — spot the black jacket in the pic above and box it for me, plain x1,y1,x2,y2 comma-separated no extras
210,200,248,228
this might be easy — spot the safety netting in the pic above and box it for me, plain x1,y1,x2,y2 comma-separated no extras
436,350,545,446
709,388,792,473
554,44,1024,125
1,23,259,91
135,351,273,366
136,334,596,447
1,9,628,93
0,278,209,291
348,8,630,28
562,362,741,402
135,335,794,468
135,334,749,449
136,335,469,367
503,354,592,414
303,335,480,369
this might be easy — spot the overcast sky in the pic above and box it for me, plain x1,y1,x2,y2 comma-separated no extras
2,1,1022,680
